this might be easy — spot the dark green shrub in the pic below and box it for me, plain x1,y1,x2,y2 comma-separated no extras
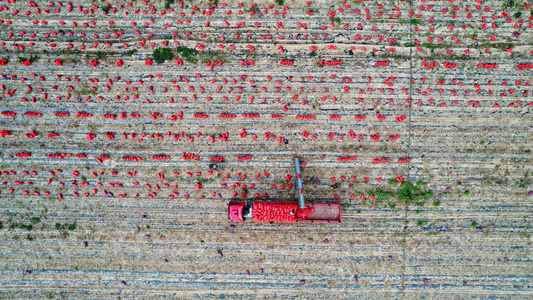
164,0,175,9
396,182,433,204
67,222,76,231
409,19,421,26
330,17,341,25
19,55,40,63
176,46,199,63
503,0,515,8
372,190,395,201
153,48,174,64
367,181,433,207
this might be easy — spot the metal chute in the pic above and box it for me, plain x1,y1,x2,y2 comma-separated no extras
293,157,305,209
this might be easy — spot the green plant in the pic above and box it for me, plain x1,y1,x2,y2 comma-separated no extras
309,51,317,57
197,178,214,184
388,179,400,185
409,19,421,26
422,42,448,49
275,0,284,5
433,200,441,206
518,171,530,188
464,190,470,195
153,48,174,64
56,222,76,231
96,51,103,60
503,0,516,8
67,222,76,231
9,222,32,231
404,42,412,47
397,182,433,204
164,0,175,9
126,49,137,56
471,222,478,227
367,181,433,207
176,46,199,63
476,42,515,51
200,50,227,63
19,55,40,63
417,220,428,226
372,190,395,201
330,17,341,25
102,5,111,13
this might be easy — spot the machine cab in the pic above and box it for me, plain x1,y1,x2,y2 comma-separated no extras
228,200,252,222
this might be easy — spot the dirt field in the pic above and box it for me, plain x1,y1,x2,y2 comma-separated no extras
0,0,532,298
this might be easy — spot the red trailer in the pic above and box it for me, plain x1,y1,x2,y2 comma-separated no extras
228,200,341,223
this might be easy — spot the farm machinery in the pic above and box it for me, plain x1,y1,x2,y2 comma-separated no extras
228,157,342,223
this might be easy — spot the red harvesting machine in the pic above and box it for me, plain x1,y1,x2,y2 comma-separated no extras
228,157,342,223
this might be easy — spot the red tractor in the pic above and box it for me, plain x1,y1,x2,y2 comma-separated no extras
228,158,342,223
